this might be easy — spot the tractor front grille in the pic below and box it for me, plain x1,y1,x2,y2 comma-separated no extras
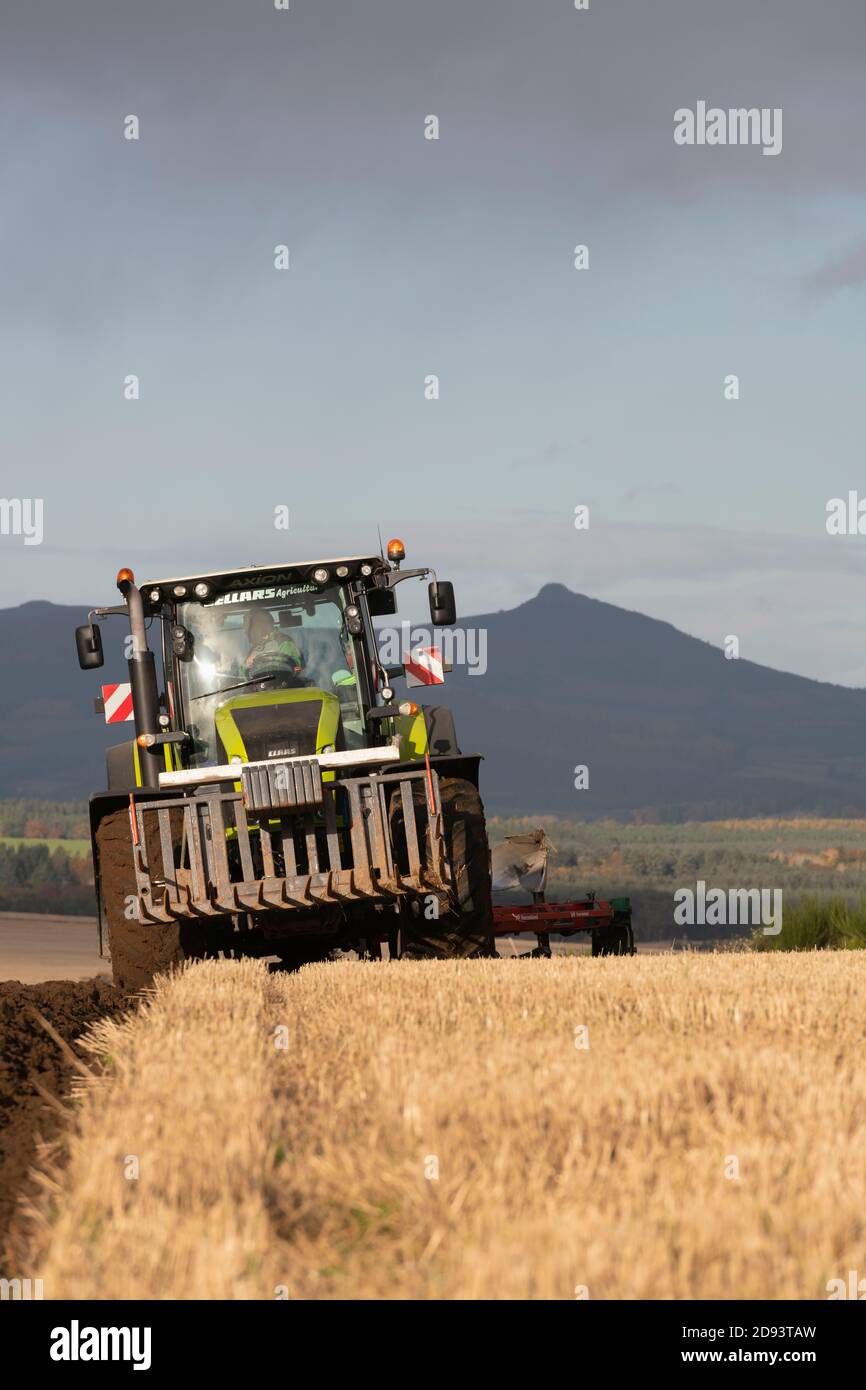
217,699,324,762
241,757,323,813
129,768,450,923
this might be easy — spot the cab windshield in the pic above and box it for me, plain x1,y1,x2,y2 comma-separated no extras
174,582,365,766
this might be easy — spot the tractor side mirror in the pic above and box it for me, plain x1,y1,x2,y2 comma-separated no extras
428,580,456,626
75,622,104,670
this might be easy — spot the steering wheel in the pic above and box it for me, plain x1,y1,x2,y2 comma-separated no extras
249,667,310,691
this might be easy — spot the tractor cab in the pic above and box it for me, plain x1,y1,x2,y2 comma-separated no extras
170,576,369,768
76,546,460,793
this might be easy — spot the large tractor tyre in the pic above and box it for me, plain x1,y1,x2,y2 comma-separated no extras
95,807,208,992
391,776,494,960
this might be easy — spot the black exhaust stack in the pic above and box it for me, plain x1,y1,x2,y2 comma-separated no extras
116,568,163,790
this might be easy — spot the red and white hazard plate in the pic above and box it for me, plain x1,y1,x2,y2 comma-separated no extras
101,683,134,724
404,645,444,688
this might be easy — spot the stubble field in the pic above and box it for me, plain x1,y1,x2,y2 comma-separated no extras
20,950,866,1301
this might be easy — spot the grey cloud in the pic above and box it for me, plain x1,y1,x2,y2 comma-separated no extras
802,240,866,298
3,0,866,339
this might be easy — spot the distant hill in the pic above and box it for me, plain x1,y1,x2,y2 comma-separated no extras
439,584,866,820
3,587,866,819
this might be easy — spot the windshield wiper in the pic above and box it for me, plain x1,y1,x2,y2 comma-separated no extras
193,674,276,701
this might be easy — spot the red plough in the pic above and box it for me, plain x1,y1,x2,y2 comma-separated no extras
491,830,634,958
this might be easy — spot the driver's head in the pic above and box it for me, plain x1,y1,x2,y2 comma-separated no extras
245,610,272,647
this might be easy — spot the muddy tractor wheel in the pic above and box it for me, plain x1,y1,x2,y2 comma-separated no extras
391,776,494,960
95,807,209,992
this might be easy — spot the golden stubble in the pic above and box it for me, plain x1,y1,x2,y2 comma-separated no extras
30,952,866,1300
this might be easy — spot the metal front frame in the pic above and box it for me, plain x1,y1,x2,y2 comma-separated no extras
129,767,451,924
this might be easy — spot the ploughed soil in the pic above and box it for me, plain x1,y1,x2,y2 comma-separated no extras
0,978,127,1263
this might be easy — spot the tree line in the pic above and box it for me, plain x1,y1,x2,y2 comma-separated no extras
0,842,94,915
0,798,89,839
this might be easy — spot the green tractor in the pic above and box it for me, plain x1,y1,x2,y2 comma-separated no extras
75,542,493,988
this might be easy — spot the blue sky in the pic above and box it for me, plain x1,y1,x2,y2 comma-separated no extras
2,0,866,681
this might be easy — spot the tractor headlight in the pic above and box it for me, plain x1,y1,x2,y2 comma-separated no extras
335,565,349,578
148,589,161,603
312,567,329,585
173,585,187,598
360,563,372,577
344,604,363,635
194,582,210,598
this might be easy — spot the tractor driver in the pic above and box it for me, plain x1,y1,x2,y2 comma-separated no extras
242,609,305,681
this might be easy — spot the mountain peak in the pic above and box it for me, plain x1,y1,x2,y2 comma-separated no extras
533,582,583,604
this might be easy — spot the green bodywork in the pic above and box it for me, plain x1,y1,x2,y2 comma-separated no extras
132,739,178,787
392,710,428,758
215,688,342,789
129,688,431,789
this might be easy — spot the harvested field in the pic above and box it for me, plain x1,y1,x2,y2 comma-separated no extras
23,952,866,1300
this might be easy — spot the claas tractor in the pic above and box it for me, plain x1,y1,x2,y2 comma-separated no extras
75,542,494,988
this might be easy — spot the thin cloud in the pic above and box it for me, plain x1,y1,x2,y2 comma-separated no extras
802,240,866,299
